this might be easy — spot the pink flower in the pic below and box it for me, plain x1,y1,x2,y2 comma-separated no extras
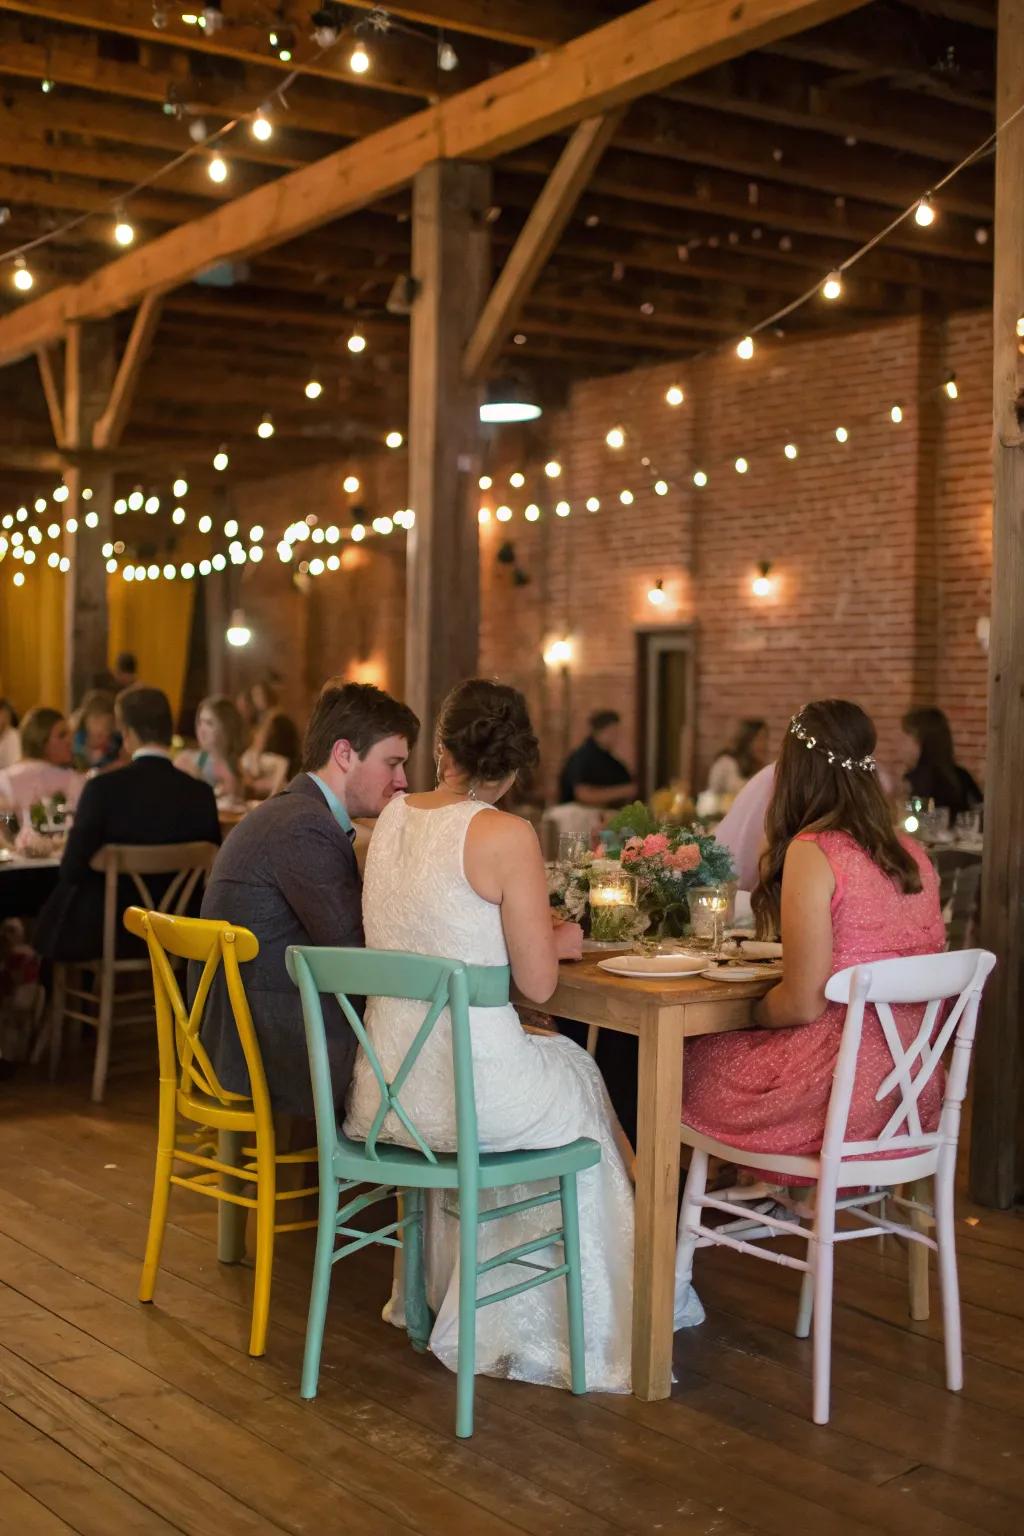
665,842,701,872
621,837,644,864
640,833,670,857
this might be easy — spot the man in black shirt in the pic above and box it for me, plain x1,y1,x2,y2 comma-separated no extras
558,709,637,808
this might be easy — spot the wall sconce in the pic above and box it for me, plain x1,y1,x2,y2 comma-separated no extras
751,560,773,598
976,615,990,653
543,637,573,668
647,578,667,607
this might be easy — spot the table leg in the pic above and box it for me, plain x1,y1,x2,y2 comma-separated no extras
217,1128,248,1264
632,1008,684,1400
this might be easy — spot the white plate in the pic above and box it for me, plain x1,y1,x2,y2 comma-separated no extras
702,964,780,983
597,954,708,979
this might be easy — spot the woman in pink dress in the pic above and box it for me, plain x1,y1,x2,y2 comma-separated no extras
682,699,946,1163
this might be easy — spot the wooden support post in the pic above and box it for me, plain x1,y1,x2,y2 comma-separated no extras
970,0,1024,1207
36,344,65,445
462,112,622,381
92,292,163,450
405,160,490,785
63,321,115,709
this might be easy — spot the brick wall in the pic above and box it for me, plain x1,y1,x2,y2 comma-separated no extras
221,309,993,797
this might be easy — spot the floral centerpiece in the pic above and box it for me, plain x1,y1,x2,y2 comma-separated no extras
548,802,736,941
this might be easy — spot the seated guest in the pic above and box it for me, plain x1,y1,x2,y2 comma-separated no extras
681,700,945,1167
558,709,638,808
703,718,769,809
72,689,122,771
902,706,982,825
112,651,138,691
714,761,776,892
34,687,220,963
176,694,246,801
241,709,301,799
0,708,86,813
198,680,418,1117
0,699,21,772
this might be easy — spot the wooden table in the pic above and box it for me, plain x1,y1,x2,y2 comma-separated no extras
519,953,773,1402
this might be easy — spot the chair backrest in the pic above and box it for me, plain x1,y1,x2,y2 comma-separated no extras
123,907,268,1113
95,841,218,963
821,948,996,1167
286,946,479,1191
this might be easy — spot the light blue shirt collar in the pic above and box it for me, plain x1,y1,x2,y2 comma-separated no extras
307,772,354,839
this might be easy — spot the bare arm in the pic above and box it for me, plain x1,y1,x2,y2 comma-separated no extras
573,780,638,808
753,838,835,1030
464,811,576,1004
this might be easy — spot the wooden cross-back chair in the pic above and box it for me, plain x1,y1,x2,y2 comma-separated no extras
124,907,318,1358
676,948,996,1425
50,840,219,1102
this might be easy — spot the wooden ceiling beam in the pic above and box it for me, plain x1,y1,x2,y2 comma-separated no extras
0,0,874,363
340,0,590,48
35,342,65,444
92,290,162,448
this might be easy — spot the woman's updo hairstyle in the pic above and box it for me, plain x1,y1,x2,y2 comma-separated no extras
437,678,539,784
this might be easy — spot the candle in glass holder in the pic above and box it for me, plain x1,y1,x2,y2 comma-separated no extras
589,873,639,944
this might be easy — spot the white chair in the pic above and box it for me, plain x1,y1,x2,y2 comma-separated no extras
676,948,996,1425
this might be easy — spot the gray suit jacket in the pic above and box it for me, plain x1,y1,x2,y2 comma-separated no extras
196,774,362,1117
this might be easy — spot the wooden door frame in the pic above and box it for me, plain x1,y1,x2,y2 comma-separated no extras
635,624,697,800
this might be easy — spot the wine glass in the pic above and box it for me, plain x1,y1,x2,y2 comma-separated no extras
689,885,729,956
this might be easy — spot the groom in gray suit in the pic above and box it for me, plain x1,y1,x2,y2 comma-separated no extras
198,680,419,1117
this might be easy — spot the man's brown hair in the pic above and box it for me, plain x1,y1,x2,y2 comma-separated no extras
117,685,173,746
301,681,419,772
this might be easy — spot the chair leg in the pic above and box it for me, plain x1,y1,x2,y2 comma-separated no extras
796,1266,814,1339
402,1189,433,1354
138,1085,177,1303
90,960,115,1104
933,1162,963,1392
249,1133,277,1358
301,1179,339,1399
455,1186,479,1439
811,1189,837,1426
48,964,66,1081
560,1173,587,1395
675,1147,709,1321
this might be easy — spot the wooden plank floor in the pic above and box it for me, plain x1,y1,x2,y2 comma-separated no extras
1,1064,1023,1536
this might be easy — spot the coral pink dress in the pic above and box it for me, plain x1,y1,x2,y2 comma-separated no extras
682,831,946,1165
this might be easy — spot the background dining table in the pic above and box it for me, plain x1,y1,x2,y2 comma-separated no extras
515,953,774,1403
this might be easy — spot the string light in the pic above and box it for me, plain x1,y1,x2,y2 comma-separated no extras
945,376,959,400
257,413,275,438
784,443,798,460
208,153,228,184
12,571,24,587
349,42,371,73
478,507,491,524
736,336,755,361
734,457,749,474
213,447,229,471
586,497,600,512
145,495,159,513
251,110,273,142
347,330,367,354
478,475,492,490
114,212,135,247
172,506,186,524
12,259,33,292
224,519,238,537
128,490,144,511
525,504,540,522
654,480,668,496
914,195,936,227
555,500,571,517
52,486,68,502
821,270,843,301
647,578,667,607
496,505,513,522
1017,316,1024,338
84,511,98,528
544,460,561,478
891,404,904,424
198,515,212,533
173,477,188,496
605,427,625,449
619,490,634,505
509,471,525,489
114,498,127,514
305,378,323,400
351,523,366,542
835,426,849,442
65,518,78,533
343,474,360,494
693,470,708,488
665,385,684,406
437,39,459,71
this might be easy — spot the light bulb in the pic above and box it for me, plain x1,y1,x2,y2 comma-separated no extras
105,557,117,573
347,330,366,354
665,385,684,407
619,489,634,505
945,377,959,400
914,195,935,227
114,216,135,247
343,474,360,494
251,111,273,142
647,579,667,607
349,42,370,74
524,504,540,522
211,552,226,571
305,378,323,400
12,260,33,292
890,404,904,424
163,563,177,580
555,501,571,517
47,522,60,538
544,460,562,478
543,638,573,668
49,551,61,568
114,498,127,514
437,40,459,71
172,506,186,524
586,497,600,512
250,525,263,541
821,270,843,301
147,563,159,580
12,571,24,587
835,426,849,442
172,477,188,496
1017,315,1024,338
478,506,491,524
784,443,798,460
693,470,708,487
181,562,195,579
509,471,525,489
52,486,68,502
605,426,625,450
199,559,211,575
145,495,159,513
496,505,513,522
198,514,212,533
479,475,492,490
257,413,274,438
752,574,772,598
82,487,92,500
208,154,228,183
385,430,403,448
213,448,229,470
736,335,755,360
84,511,99,528
224,519,238,537
351,523,366,542
734,457,749,474
128,490,144,511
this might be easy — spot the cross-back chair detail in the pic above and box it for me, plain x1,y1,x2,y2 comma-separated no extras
676,948,996,1426
126,907,318,1358
287,944,600,1438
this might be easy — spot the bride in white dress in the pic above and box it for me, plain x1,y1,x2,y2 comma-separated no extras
345,679,646,1392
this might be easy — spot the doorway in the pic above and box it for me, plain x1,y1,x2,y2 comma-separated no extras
637,627,697,800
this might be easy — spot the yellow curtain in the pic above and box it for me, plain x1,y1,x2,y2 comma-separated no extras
107,571,195,718
0,564,65,714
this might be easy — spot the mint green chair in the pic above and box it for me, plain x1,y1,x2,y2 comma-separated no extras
286,946,601,1438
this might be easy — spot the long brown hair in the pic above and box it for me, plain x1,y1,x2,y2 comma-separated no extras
752,699,921,937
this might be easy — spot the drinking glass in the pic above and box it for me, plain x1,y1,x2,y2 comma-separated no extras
557,831,589,868
688,885,729,955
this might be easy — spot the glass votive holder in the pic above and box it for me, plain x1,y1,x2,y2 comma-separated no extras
688,884,729,953
588,872,639,945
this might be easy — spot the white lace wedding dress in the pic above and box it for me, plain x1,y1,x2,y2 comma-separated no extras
345,795,647,1391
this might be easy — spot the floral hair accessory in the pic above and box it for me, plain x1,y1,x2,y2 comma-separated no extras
788,713,877,773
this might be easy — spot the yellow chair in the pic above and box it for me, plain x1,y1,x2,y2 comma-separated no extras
124,907,318,1357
